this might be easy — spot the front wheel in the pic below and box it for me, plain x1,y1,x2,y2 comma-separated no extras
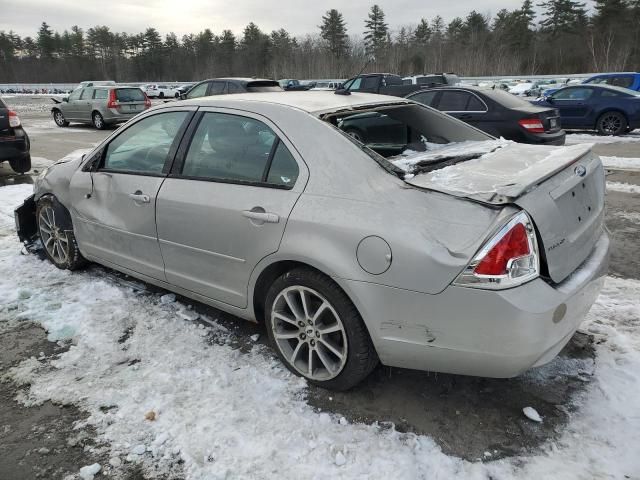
9,155,31,174
92,111,106,130
597,111,627,136
265,268,378,390
36,196,87,270
53,109,69,127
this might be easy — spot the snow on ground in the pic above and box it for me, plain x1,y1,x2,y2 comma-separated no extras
566,132,640,145
607,181,640,195
600,156,640,170
1,183,639,479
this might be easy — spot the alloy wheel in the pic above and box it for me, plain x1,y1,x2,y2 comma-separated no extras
38,205,69,264
600,114,622,135
93,113,103,129
54,111,65,126
271,286,348,381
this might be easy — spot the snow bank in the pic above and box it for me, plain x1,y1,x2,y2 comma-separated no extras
1,183,639,479
607,182,640,194
566,132,640,145
600,156,640,170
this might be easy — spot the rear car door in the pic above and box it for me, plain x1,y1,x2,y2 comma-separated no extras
156,109,308,308
550,87,595,127
68,109,193,280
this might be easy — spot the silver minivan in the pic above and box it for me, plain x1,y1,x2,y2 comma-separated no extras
52,86,151,130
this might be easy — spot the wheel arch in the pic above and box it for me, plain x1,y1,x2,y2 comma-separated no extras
37,194,74,231
595,108,629,129
251,258,364,328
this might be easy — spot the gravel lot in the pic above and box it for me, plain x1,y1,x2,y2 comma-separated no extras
1,95,639,480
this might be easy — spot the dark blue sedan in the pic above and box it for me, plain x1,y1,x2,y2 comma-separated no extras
532,84,640,135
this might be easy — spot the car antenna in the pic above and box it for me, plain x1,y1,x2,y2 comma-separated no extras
335,55,376,96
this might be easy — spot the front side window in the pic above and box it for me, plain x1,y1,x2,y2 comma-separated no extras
181,112,298,187
80,88,94,100
552,88,593,100
208,82,226,95
410,91,437,107
102,112,189,174
187,82,209,99
68,89,82,102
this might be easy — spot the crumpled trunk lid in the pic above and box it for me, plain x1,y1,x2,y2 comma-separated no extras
404,143,605,283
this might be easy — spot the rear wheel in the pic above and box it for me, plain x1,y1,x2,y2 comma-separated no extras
92,111,106,130
596,111,627,136
36,196,86,270
53,109,69,127
159,92,165,99
9,155,31,174
265,268,378,390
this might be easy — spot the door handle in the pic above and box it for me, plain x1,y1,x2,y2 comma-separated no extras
129,191,150,203
242,209,279,224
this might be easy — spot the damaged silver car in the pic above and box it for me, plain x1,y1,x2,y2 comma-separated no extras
15,92,609,390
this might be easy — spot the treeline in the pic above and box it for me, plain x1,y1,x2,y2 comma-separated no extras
1,0,639,83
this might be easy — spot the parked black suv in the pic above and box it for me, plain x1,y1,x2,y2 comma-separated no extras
0,98,31,173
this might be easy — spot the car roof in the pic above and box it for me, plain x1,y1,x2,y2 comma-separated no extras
200,77,276,84
177,91,410,114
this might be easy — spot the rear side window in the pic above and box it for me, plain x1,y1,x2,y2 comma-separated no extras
181,112,298,187
116,88,145,102
467,95,486,111
228,83,242,93
103,112,188,174
361,77,379,90
94,89,108,100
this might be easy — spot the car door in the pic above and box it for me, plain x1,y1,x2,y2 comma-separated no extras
156,109,308,308
549,87,595,127
68,109,194,280
62,88,84,119
76,87,95,122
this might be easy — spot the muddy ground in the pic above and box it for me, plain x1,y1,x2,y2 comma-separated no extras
1,96,639,478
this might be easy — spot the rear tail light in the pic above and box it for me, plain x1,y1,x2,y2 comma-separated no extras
518,118,545,133
453,211,539,289
8,110,21,127
107,89,118,109
144,93,151,108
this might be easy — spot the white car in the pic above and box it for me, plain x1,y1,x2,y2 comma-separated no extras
144,84,180,99
311,81,343,91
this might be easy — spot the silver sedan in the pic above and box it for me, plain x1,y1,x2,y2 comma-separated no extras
15,92,609,390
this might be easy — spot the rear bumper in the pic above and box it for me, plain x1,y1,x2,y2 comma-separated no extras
103,110,142,124
14,194,38,243
0,128,30,161
342,230,609,378
521,129,566,146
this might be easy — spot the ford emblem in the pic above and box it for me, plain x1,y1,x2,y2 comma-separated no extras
574,165,587,177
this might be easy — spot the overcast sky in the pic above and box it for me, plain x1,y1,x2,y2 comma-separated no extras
0,0,556,38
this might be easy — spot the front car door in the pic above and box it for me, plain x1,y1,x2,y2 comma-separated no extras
68,109,194,280
77,87,95,122
549,87,595,127
62,88,84,119
207,81,227,96
156,109,308,308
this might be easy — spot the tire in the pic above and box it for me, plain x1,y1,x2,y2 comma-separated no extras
36,196,87,270
343,128,365,143
9,155,31,174
92,111,106,130
174,92,180,98
159,92,165,99
596,111,627,136
52,109,69,127
265,268,378,390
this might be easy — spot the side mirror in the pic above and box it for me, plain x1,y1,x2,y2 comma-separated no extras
546,96,554,104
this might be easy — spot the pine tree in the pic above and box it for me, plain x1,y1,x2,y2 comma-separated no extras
363,4,388,55
37,22,55,58
413,18,431,46
319,9,349,58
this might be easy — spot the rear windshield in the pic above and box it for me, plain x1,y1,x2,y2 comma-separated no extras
247,81,282,92
417,75,445,85
482,88,536,108
116,88,145,102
